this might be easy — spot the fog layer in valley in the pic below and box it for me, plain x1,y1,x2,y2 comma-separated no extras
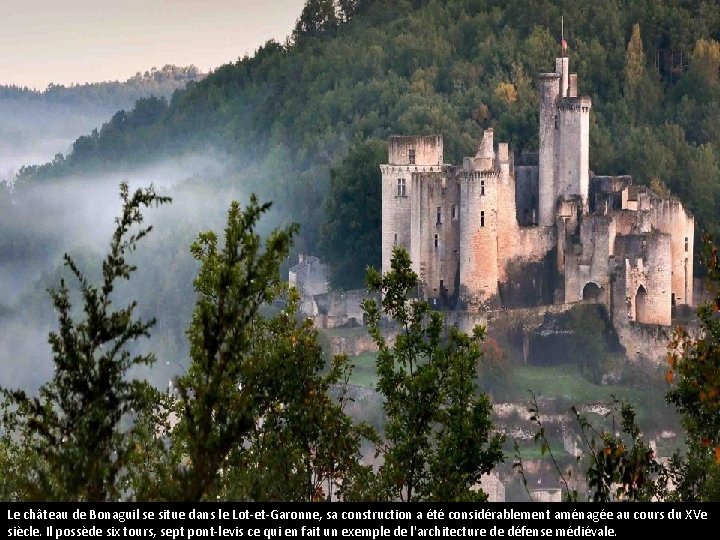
0,65,204,181
0,99,114,181
0,147,290,392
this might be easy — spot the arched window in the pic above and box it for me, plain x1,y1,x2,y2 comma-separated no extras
582,282,602,302
635,285,648,323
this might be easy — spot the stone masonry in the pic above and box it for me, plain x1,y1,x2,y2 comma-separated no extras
381,52,694,334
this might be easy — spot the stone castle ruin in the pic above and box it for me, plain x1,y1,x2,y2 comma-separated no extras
381,53,694,332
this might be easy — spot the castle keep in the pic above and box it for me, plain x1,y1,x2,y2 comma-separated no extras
381,54,694,327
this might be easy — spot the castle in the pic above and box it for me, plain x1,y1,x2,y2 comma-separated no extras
380,53,694,328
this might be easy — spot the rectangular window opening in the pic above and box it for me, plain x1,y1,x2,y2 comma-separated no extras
685,237,688,252
436,206,443,225
451,204,456,220
434,234,438,248
397,178,406,197
480,211,485,227
481,180,485,196
409,148,416,165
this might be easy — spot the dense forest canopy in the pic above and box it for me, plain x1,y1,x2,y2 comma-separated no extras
14,0,720,286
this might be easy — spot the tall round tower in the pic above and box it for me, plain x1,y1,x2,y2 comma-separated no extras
459,166,500,308
538,71,560,227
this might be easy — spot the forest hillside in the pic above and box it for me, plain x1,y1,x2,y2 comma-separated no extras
13,0,720,284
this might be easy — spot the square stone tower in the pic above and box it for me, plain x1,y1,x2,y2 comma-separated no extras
380,136,458,303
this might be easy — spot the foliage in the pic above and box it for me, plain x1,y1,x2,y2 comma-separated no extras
16,1,720,269
218,289,372,501
666,233,720,501
573,402,666,502
1,191,374,502
293,0,340,41
319,138,384,289
159,195,369,502
0,401,34,500
624,24,645,91
516,394,666,502
360,247,504,501
168,196,298,501
0,182,170,501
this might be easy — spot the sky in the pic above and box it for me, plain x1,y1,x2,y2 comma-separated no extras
0,0,307,89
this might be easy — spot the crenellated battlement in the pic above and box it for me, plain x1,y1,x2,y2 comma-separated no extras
460,170,500,179
557,96,592,112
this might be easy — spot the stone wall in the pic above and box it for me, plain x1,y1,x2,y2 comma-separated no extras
313,289,371,329
381,135,452,278
459,170,500,307
458,131,556,309
410,171,460,303
615,322,670,365
646,196,694,306
388,135,443,166
380,164,412,278
614,232,672,326
498,247,558,308
446,303,577,360
538,72,560,227
564,215,613,304
326,330,398,356
557,97,591,204
288,255,328,316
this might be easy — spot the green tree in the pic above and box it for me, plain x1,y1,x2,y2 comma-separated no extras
0,182,170,501
169,196,298,501
621,23,662,126
0,406,33,500
667,233,720,501
577,403,665,502
361,247,504,501
163,196,372,502
293,0,339,41
218,289,371,501
624,23,645,92
320,138,384,289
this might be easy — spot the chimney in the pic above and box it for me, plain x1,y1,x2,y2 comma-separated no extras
569,73,578,97
498,142,509,162
475,129,495,171
556,57,569,97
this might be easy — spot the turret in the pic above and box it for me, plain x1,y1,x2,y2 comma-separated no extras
538,52,591,226
538,71,560,226
459,129,501,307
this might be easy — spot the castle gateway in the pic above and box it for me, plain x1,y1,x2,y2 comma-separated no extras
381,54,693,327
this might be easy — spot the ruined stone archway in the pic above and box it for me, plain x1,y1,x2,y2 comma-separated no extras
582,282,602,302
635,285,648,323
